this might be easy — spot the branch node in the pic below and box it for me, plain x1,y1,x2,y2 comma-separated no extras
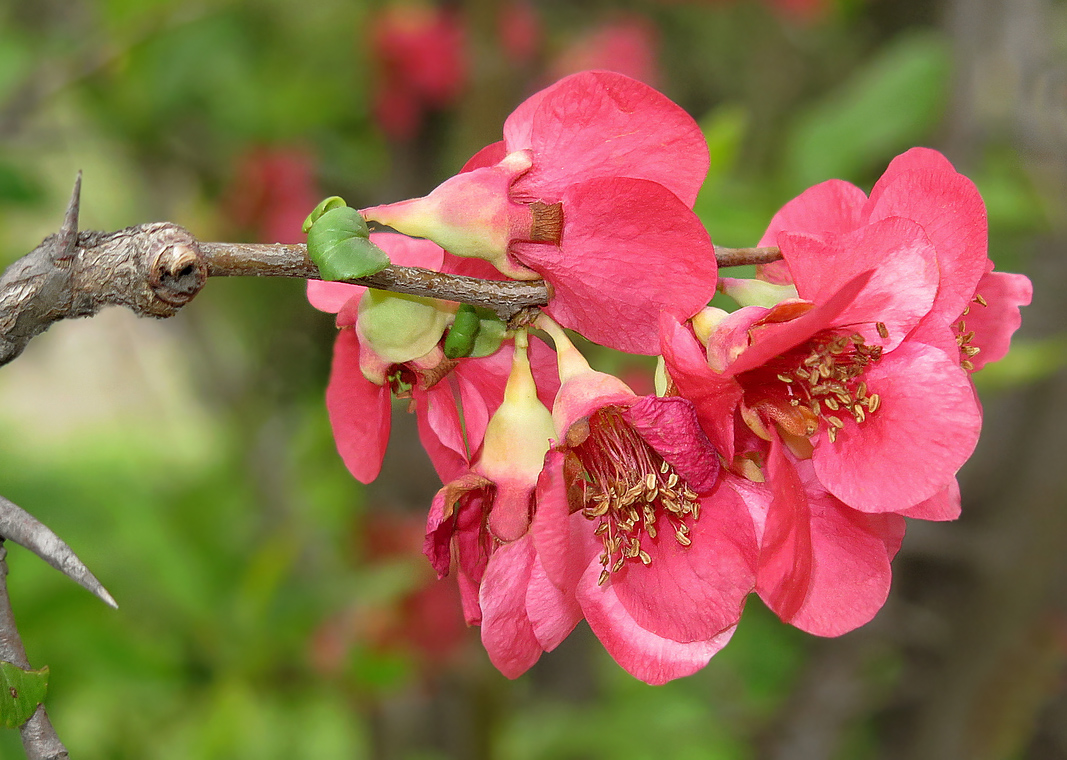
148,237,207,307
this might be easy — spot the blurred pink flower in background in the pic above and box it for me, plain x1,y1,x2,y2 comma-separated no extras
225,146,319,243
368,1,468,141
498,1,542,67
547,16,661,87
309,513,469,679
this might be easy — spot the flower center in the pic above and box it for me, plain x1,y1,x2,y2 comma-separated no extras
742,328,885,443
955,293,986,372
568,407,700,586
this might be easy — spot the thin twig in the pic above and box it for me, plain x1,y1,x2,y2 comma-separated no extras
0,542,69,760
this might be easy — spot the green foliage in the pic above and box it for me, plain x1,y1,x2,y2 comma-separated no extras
785,31,951,189
974,336,1067,392
0,662,48,729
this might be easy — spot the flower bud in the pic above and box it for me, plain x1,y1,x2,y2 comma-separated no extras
356,290,452,368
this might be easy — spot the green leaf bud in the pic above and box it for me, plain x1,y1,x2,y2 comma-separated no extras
307,206,390,281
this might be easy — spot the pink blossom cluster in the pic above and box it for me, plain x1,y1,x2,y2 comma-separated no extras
310,71,1031,683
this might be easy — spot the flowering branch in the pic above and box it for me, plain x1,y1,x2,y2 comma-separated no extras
0,174,782,368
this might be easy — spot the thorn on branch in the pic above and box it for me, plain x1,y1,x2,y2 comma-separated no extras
53,172,81,269
0,495,117,609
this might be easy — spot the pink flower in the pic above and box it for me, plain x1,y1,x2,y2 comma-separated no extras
368,2,467,141
362,70,717,354
755,148,1032,376
666,217,984,513
308,234,537,484
424,332,575,678
531,323,757,683
658,150,1032,634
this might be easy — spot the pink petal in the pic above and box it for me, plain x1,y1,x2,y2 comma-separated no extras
415,381,470,483
755,445,904,636
526,551,583,651
625,395,720,492
611,481,756,643
785,464,904,636
455,348,513,455
813,342,982,512
865,147,957,210
505,70,708,206
964,270,1032,371
531,451,595,591
307,280,363,314
461,140,508,173
578,562,736,684
727,271,873,375
659,313,742,461
778,217,939,351
325,329,391,484
757,437,814,624
457,568,482,625
757,179,869,285
899,479,961,521
512,176,717,354
865,159,989,324
373,231,448,269
479,536,544,678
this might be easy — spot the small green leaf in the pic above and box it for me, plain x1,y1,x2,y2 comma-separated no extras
307,207,390,281
0,662,48,729
469,314,506,358
444,304,481,358
302,195,349,234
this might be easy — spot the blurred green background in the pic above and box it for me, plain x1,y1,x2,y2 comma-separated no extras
0,0,1063,758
